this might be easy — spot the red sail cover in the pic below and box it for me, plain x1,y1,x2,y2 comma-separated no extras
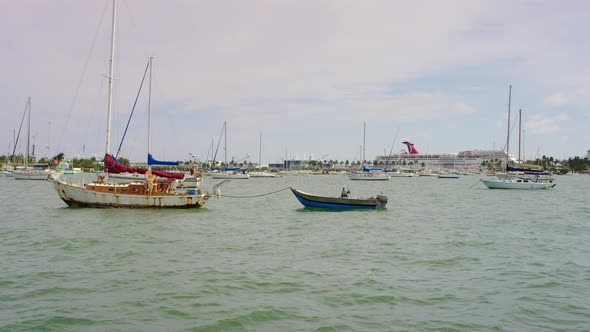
104,154,184,179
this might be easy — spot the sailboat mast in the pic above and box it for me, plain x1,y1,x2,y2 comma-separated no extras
148,57,153,169
26,97,31,168
259,132,262,168
105,0,117,155
224,121,227,166
523,129,526,162
518,109,522,163
363,122,366,163
506,85,511,165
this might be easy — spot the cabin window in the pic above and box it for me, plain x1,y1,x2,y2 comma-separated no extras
133,188,139,192
109,188,114,191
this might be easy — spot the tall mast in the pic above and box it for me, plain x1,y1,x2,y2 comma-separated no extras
26,97,31,168
224,121,227,166
506,85,511,165
105,0,117,155
259,131,262,168
148,57,153,169
362,122,366,163
518,109,522,163
47,121,51,151
523,129,526,162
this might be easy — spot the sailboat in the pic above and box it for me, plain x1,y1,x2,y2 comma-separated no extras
349,123,390,181
250,132,277,178
13,97,53,180
481,86,555,190
211,121,250,179
48,1,209,208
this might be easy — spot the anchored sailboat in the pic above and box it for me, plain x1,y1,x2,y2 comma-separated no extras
250,132,277,178
13,97,53,180
211,121,250,179
49,0,209,208
481,86,555,190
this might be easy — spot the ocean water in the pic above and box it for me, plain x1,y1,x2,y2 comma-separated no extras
1,174,589,331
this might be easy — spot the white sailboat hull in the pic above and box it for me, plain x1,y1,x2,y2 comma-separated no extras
480,178,555,190
13,170,52,180
211,172,250,179
50,179,208,208
349,173,391,181
249,172,277,178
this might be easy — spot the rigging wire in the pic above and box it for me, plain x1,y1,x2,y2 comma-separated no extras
57,0,110,155
217,187,291,198
11,100,29,161
500,111,521,154
115,59,150,158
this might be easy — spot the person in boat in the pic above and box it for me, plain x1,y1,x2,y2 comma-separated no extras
145,170,157,194
341,188,351,198
96,173,105,183
166,179,178,193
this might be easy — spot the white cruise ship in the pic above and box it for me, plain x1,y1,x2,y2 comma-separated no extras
375,141,509,171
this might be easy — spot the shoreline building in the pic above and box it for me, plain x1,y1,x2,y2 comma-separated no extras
374,141,509,171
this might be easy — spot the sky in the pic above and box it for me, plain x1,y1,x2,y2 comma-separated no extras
2,0,589,164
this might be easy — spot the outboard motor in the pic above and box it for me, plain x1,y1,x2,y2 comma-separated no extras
376,194,388,208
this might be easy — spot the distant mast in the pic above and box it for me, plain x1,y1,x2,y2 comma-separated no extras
26,97,31,168
147,57,153,170
224,121,228,167
258,131,262,168
506,85,512,166
518,108,522,163
105,0,117,155
363,122,366,164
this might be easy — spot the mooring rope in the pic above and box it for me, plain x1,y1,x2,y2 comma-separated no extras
467,180,481,189
217,187,291,198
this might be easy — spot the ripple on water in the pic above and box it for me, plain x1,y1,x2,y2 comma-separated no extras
1,175,590,331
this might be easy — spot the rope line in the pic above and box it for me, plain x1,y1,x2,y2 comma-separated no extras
218,187,291,198
467,181,481,189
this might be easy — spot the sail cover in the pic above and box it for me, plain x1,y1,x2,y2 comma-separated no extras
506,165,548,174
148,154,179,166
104,154,184,179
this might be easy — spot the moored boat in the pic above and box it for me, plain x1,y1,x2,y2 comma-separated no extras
481,86,556,190
48,9,209,209
438,173,460,179
480,177,556,190
290,188,387,209
349,171,391,181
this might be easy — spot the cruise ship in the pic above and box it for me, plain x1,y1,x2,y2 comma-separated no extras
374,141,510,171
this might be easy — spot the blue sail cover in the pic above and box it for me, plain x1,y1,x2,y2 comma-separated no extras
148,154,179,166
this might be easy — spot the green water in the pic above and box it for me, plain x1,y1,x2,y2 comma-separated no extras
1,174,589,331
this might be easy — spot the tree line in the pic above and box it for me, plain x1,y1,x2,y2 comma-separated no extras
1,153,589,173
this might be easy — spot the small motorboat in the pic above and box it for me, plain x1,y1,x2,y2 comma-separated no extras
290,188,388,209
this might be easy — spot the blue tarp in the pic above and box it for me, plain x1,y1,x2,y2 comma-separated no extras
148,154,179,166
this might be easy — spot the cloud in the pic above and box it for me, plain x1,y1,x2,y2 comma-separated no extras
544,87,590,108
2,1,590,161
544,92,567,107
526,113,570,134
453,102,476,114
